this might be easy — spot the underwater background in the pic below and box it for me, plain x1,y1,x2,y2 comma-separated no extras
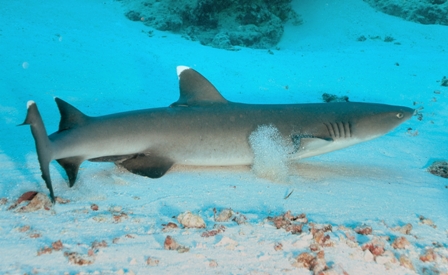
0,0,447,274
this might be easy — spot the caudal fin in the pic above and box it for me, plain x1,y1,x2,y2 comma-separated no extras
19,101,55,203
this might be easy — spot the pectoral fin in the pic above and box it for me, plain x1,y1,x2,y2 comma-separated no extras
291,136,334,159
118,154,174,179
89,154,136,163
299,137,333,151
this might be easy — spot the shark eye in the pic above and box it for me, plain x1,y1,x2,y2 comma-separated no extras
396,113,404,119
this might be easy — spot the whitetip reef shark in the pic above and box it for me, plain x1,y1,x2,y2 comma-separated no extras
21,66,414,202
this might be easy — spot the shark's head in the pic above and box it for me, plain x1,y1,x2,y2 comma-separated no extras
348,103,414,141
290,102,414,160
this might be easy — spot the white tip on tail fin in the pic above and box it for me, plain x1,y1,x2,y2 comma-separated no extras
177,66,190,79
22,99,55,203
27,100,35,109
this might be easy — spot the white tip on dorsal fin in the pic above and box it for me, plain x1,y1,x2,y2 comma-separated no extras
176,66,190,79
27,100,35,109
171,66,228,107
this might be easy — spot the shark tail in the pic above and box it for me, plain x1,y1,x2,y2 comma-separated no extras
19,101,55,203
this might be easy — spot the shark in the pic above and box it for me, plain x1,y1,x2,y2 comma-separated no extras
21,66,414,202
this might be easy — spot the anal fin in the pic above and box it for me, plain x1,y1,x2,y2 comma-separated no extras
118,154,174,179
56,157,84,187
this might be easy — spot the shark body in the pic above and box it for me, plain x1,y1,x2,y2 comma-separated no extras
22,66,414,202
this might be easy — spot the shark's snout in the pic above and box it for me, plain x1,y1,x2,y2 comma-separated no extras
399,106,415,121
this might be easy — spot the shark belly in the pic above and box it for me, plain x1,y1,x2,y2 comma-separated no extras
49,110,256,165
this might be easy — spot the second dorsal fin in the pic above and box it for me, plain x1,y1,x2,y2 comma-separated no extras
54,97,90,132
170,66,228,107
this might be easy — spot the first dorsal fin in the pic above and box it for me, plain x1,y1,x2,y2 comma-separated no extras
170,66,228,107
54,98,90,132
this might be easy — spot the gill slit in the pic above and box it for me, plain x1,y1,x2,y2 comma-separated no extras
324,122,352,139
